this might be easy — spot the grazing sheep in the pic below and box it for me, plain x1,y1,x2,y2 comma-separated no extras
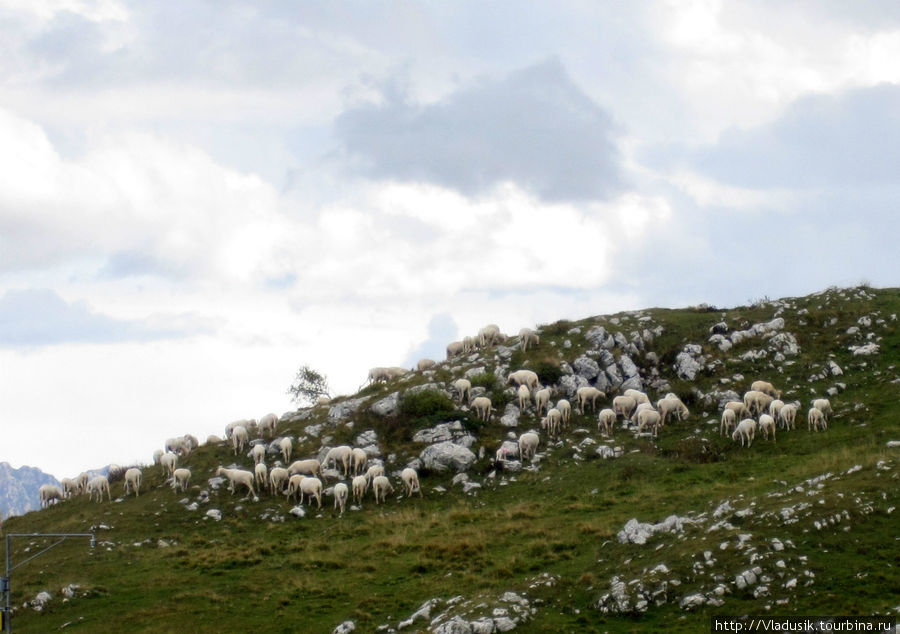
206,435,223,446
367,367,390,383
224,419,253,439
597,408,617,435
61,478,79,499
779,403,798,430
351,448,368,477
517,384,531,410
165,436,189,456
454,378,472,403
288,459,324,480
285,474,305,503
808,407,827,432
636,408,662,437
472,396,493,422
507,369,539,390
724,401,751,420
518,328,540,351
365,464,385,484
352,475,368,505
152,450,163,466
123,468,142,497
258,413,279,438
720,409,737,436
372,475,394,504
623,389,650,405
39,484,63,508
812,398,833,421
324,446,353,477
417,358,436,371
769,399,785,421
86,476,111,503
556,399,572,427
518,432,540,463
76,472,89,495
446,341,466,359
577,386,605,413
172,468,191,493
732,419,757,447
333,482,349,514
269,467,289,495
215,467,257,498
751,380,781,398
478,324,502,347
541,408,562,438
280,437,293,464
232,425,249,455
255,463,269,491
743,390,775,417
160,452,178,476
657,397,689,426
463,335,476,353
534,387,552,417
401,468,423,498
758,414,776,442
251,443,266,465
612,395,638,420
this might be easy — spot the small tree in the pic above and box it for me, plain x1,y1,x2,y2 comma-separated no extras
287,365,330,406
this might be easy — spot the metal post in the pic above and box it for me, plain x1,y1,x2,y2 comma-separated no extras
2,533,94,633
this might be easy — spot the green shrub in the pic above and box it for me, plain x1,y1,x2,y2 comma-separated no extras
533,361,563,386
399,389,456,418
469,372,498,389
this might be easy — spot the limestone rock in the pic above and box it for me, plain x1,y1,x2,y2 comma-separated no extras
420,442,477,473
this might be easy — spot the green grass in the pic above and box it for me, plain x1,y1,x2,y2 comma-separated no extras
3,286,899,632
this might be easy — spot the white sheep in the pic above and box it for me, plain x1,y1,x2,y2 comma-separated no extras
556,399,572,427
417,358,436,371
372,475,394,503
206,435,223,446
462,335,476,353
401,467,422,498
324,446,353,477
285,474,305,503
160,452,178,476
454,378,472,403
720,409,737,436
351,448,368,476
507,369,539,390
216,467,257,498
316,396,331,406
232,425,249,455
534,387,552,417
251,443,266,465
472,396,493,422
165,436,189,456
657,396,689,425
517,384,531,410
86,475,111,502
636,408,662,437
76,472,89,495
478,323,502,347
732,418,757,447
518,327,540,351
365,464,385,484
623,389,650,405
541,408,562,438
352,475,368,505
612,395,637,420
258,413,279,438
367,366,391,383
812,398,833,421
269,467,289,495
152,449,163,466
751,380,781,398
288,459,324,480
60,478,79,499
597,408,617,435
769,399,785,421
758,414,776,442
172,468,191,493
255,462,269,491
518,432,540,463
724,400,751,420
123,468,142,497
779,403,798,430
808,407,827,432
446,341,466,359
39,484,63,508
577,386,605,413
743,390,774,417
280,437,293,464
224,419,253,439
333,482,349,514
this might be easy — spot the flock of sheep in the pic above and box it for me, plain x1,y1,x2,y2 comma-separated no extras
37,320,836,514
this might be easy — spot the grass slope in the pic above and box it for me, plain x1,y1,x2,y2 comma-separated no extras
2,286,898,633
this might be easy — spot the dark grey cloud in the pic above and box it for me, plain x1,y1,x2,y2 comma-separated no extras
684,84,900,189
0,288,213,347
403,312,458,367
334,58,624,202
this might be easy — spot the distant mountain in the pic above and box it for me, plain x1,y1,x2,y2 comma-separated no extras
0,462,60,518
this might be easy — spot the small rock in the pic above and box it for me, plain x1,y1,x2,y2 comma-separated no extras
205,509,222,521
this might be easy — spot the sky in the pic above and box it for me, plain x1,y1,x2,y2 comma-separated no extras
1,0,898,478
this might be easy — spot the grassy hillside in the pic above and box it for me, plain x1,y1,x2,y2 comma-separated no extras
2,286,898,633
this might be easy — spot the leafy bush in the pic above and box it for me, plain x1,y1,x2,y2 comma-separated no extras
399,390,456,418
533,361,563,386
469,372,498,389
